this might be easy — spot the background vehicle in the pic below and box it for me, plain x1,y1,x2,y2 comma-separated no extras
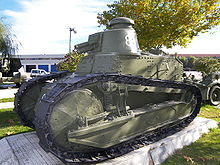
184,71,220,106
30,69,48,77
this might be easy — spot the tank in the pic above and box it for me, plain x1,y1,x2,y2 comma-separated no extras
183,71,220,105
14,17,202,163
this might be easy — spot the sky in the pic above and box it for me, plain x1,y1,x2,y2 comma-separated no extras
0,0,220,55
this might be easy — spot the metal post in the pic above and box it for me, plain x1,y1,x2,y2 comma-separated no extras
69,28,77,53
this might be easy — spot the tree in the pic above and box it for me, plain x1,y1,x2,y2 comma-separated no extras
194,57,220,74
187,56,197,69
178,56,187,68
178,56,197,69
97,0,220,50
0,18,19,57
57,52,86,72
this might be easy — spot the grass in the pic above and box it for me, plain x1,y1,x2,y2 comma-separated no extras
163,105,220,165
0,108,32,139
199,104,220,122
0,97,14,103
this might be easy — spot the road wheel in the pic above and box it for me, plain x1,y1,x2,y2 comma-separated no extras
209,85,220,106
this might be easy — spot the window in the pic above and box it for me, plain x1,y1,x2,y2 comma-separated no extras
26,65,36,72
51,65,57,72
38,65,49,72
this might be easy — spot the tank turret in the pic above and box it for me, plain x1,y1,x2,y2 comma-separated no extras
75,17,141,55
75,17,183,81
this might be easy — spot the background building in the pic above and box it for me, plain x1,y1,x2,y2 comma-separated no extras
15,54,65,72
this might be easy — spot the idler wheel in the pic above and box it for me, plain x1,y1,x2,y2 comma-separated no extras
48,88,103,151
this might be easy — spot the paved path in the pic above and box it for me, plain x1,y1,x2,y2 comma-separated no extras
0,88,18,99
0,88,17,109
0,102,14,109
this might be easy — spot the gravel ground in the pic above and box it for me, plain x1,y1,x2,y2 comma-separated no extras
0,88,18,99
0,88,17,109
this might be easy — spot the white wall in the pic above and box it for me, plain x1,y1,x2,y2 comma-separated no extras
16,54,65,72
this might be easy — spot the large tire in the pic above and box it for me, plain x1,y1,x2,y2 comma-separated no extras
209,85,220,106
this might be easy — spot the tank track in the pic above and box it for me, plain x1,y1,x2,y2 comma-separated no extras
34,73,202,163
14,71,69,128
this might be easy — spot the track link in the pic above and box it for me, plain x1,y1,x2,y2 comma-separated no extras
34,73,202,163
14,71,69,128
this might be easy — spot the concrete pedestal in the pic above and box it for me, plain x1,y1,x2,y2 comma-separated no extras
0,117,218,165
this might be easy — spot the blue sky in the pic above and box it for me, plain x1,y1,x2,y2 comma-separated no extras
0,0,220,55
0,0,21,11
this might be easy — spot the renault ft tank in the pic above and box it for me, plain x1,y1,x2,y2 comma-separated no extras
14,17,202,163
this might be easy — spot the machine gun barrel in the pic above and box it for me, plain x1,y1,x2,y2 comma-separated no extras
75,42,97,53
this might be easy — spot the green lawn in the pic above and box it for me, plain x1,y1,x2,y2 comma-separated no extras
0,97,14,103
163,105,220,165
199,104,220,122
0,108,32,139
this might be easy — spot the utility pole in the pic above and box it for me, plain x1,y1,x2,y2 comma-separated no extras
69,28,77,53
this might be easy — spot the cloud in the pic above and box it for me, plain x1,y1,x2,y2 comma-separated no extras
165,26,220,54
4,0,111,54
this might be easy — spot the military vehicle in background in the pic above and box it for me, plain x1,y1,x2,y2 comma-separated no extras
0,57,28,87
183,71,220,106
14,17,202,163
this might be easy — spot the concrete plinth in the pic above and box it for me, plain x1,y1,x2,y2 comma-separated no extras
0,117,218,165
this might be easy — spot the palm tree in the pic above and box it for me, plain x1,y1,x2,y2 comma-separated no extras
0,19,19,57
